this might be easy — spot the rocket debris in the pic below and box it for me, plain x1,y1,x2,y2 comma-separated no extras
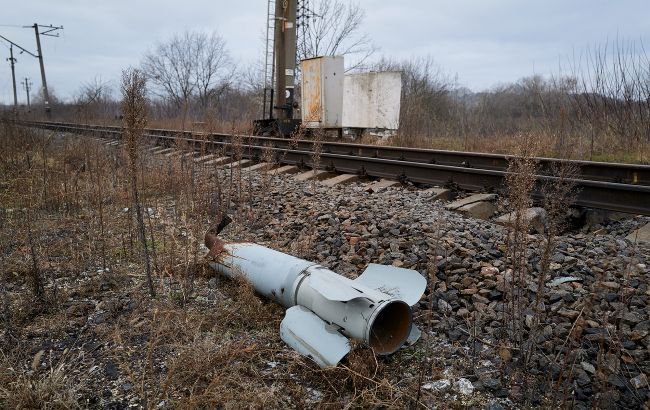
205,232,426,368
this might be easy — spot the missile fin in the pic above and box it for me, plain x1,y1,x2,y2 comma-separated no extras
280,305,351,368
307,267,385,302
354,263,426,306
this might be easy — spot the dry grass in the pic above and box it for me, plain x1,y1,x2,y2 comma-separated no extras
148,117,251,135
51,107,647,164
0,122,452,408
0,354,80,410
178,119,646,164
386,129,646,164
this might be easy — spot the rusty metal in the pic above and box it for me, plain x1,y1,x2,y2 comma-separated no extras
301,57,322,123
300,56,344,128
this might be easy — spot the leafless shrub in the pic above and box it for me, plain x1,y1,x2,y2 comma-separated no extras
500,135,539,350
571,38,650,162
535,163,580,305
73,77,116,123
24,205,45,303
310,127,325,191
257,143,275,202
121,68,155,297
372,55,454,143
524,163,579,376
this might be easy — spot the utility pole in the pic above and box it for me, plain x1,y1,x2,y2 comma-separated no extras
6,45,18,109
0,34,40,113
28,23,63,117
273,0,297,120
22,78,32,112
33,23,50,115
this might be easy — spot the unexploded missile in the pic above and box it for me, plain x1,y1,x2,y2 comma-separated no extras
205,232,426,368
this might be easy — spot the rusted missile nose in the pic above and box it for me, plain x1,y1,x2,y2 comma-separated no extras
205,233,227,258
205,214,232,258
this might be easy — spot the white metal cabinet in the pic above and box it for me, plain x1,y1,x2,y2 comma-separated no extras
301,56,344,128
342,71,402,130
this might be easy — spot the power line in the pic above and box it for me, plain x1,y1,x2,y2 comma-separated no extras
6,44,17,108
0,23,63,116
0,34,38,57
21,77,32,111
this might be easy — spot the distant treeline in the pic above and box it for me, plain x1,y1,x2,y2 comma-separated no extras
6,37,648,163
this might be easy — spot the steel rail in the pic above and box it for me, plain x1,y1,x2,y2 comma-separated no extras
23,120,650,187
17,120,650,215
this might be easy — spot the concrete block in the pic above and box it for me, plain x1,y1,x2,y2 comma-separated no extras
626,223,650,244
424,187,451,201
150,150,171,158
271,165,300,175
366,179,399,193
295,169,334,182
457,201,496,220
154,148,175,156
444,193,496,211
194,154,218,163
246,162,276,172
223,159,253,169
321,174,359,187
164,150,182,158
585,209,633,227
495,207,548,233
204,156,233,166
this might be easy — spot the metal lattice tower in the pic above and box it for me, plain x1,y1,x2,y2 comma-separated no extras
262,0,276,119
297,0,315,59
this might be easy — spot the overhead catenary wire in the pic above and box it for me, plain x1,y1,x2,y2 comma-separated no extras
0,34,38,57
0,24,62,112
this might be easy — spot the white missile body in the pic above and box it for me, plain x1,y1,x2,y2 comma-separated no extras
210,242,426,367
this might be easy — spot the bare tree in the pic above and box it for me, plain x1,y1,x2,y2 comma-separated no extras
142,31,234,123
372,55,454,139
73,77,115,122
194,32,234,111
571,39,650,161
142,32,195,111
32,86,61,109
298,0,377,71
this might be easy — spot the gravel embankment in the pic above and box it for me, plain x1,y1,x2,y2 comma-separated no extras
219,168,649,409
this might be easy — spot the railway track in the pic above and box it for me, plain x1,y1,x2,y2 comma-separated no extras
18,120,650,216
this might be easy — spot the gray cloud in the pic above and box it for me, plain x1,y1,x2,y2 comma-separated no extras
1,0,648,104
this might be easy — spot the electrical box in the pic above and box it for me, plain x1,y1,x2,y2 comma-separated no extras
301,56,344,128
342,71,402,130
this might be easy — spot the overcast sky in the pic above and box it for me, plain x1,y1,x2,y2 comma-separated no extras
1,0,649,104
